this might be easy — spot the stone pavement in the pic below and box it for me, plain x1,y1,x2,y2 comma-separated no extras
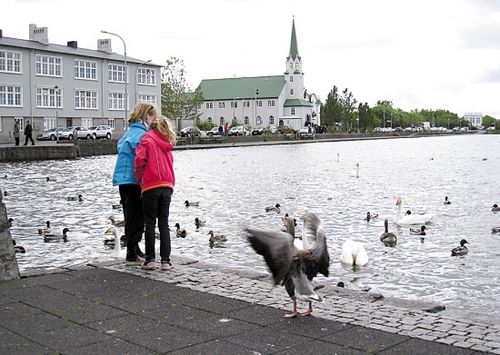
0,257,498,355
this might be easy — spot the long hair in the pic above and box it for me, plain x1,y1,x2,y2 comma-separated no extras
150,116,177,144
128,102,157,123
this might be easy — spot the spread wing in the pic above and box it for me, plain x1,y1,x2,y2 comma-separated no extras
302,212,330,279
245,228,294,285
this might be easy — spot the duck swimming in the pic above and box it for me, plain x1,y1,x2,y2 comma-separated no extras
208,230,227,248
365,211,378,222
492,204,500,212
265,203,281,213
451,239,469,256
43,228,70,242
46,177,57,182
492,227,500,233
108,216,125,227
175,223,187,238
245,211,329,318
443,196,451,205
410,225,426,235
37,221,51,235
194,217,206,229
66,194,83,202
185,200,199,207
395,197,433,225
12,240,25,253
103,226,126,247
380,219,397,246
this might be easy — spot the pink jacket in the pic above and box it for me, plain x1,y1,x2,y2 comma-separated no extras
134,130,175,193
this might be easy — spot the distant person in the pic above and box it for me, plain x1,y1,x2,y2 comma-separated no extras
24,120,35,145
224,122,229,136
112,102,157,265
13,120,20,146
218,125,223,136
135,116,176,271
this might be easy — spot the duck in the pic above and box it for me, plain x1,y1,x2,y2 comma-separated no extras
443,196,451,205
66,194,83,202
265,203,281,213
492,204,500,212
103,226,126,247
451,239,469,256
340,240,369,266
43,228,70,242
492,227,500,233
194,217,206,229
46,177,57,182
365,211,378,222
410,225,426,235
395,197,433,225
208,230,227,248
108,215,125,227
175,223,187,238
12,240,25,253
37,221,51,235
380,219,397,246
184,200,199,207
3,190,8,197
245,211,330,318
112,203,122,209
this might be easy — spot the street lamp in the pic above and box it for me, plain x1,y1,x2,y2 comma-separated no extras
101,30,127,131
254,89,259,127
134,59,152,105
54,85,60,141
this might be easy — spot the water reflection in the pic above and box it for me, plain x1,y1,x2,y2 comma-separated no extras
2,135,500,316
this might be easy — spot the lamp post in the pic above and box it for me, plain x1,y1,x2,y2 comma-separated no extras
254,89,259,127
54,85,60,141
101,30,127,131
134,59,152,105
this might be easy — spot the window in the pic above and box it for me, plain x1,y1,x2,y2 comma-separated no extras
295,63,299,68
108,63,127,83
35,54,62,77
243,101,250,108
0,85,22,106
36,87,62,108
74,90,97,109
108,92,127,110
107,119,115,129
291,108,296,115
205,102,213,109
43,117,57,131
137,68,156,85
220,117,224,125
290,76,293,82
267,100,275,107
231,101,238,108
289,63,293,68
81,117,93,128
244,117,249,125
269,116,275,125
257,100,262,107
138,94,156,105
290,89,294,95
218,102,225,109
74,59,97,80
0,50,22,73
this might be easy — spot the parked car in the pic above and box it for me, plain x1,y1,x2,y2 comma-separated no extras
36,128,69,141
227,125,250,136
251,125,266,135
179,126,203,137
277,126,296,134
65,126,94,140
299,126,315,137
87,125,113,139
207,127,222,136
486,126,496,131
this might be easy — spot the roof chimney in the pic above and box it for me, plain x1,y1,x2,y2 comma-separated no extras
67,41,78,49
97,38,112,53
29,24,48,44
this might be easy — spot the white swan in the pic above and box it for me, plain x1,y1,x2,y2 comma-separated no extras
395,197,433,225
340,240,368,266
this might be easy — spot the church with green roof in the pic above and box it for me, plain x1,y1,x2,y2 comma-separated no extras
197,19,321,130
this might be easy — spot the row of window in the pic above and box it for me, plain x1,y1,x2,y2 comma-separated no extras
0,84,156,109
0,50,156,85
205,116,277,126
206,100,276,109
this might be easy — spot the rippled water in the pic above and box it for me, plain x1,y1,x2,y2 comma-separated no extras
1,135,500,316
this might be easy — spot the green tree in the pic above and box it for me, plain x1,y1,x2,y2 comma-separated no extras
161,57,203,131
483,115,497,128
320,86,342,129
341,88,357,131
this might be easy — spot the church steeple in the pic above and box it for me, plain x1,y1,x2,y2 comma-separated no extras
288,19,300,60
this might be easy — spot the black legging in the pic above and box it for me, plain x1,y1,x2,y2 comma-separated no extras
119,184,144,260
24,134,35,145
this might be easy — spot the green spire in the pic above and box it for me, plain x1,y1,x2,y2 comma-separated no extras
288,19,299,60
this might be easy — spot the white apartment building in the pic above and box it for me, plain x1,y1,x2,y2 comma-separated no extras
463,112,483,128
0,24,161,143
196,20,321,131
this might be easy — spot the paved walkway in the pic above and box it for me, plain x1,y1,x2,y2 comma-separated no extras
1,257,499,354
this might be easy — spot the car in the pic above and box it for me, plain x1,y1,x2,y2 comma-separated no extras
88,125,113,139
277,126,297,134
179,126,203,137
207,127,222,136
299,126,315,137
251,125,266,135
486,126,496,131
65,126,94,140
227,125,250,136
36,127,69,141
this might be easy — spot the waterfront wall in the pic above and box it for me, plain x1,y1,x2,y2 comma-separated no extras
0,189,20,281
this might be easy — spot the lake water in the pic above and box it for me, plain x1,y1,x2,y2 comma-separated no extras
1,134,500,318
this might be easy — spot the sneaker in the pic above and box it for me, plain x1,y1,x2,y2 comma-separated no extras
161,262,173,271
141,261,156,270
136,249,145,259
125,257,143,266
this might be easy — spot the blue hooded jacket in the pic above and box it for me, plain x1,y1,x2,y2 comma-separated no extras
112,121,148,186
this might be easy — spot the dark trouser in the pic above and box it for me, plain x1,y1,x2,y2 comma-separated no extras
142,187,173,263
24,134,35,145
119,184,144,260
14,137,19,146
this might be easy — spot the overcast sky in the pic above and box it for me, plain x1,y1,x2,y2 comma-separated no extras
2,0,500,118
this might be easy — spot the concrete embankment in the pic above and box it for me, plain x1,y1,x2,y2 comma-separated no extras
0,188,19,281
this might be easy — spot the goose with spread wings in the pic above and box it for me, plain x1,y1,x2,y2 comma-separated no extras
245,211,330,318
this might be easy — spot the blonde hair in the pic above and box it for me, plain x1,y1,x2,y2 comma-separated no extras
128,102,157,123
150,116,177,144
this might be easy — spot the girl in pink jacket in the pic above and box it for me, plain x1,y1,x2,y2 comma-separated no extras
134,116,177,270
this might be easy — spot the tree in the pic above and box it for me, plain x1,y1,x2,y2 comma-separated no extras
161,57,203,131
483,115,497,128
341,88,357,131
320,86,343,129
